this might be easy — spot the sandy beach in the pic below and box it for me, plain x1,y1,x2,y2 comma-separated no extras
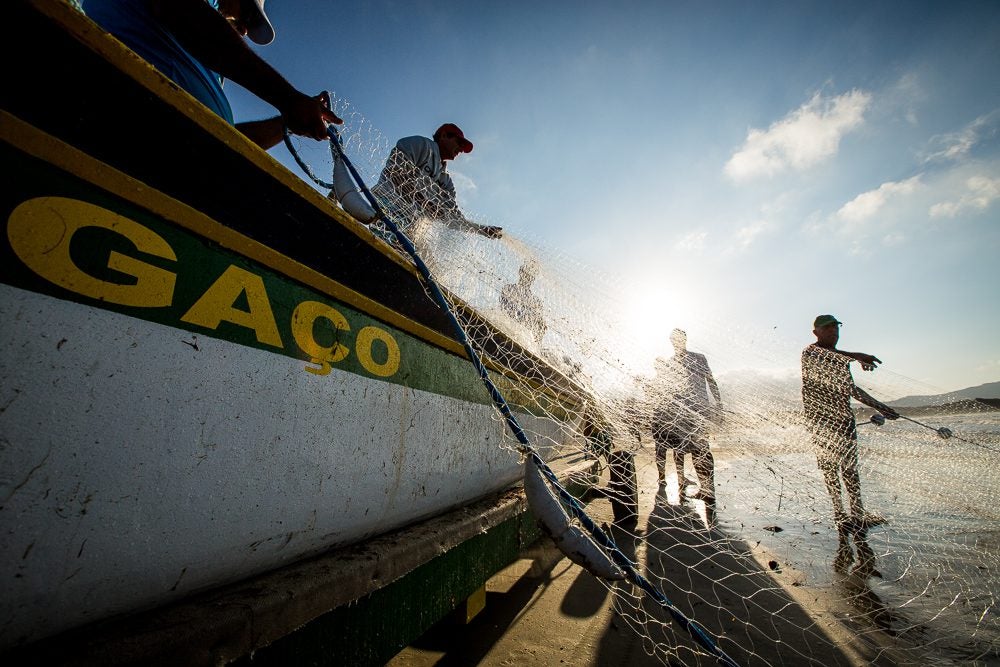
389,448,906,666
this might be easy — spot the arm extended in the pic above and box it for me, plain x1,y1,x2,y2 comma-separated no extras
851,384,899,419
838,349,882,371
385,148,502,238
150,0,340,147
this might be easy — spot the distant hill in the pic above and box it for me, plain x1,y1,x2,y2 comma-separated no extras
858,398,1000,419
713,373,1000,413
716,369,801,411
888,381,1000,408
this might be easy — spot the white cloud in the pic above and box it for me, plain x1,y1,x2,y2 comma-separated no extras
976,359,1000,373
882,232,906,246
729,219,773,253
835,175,922,224
449,170,478,199
675,230,707,252
800,210,826,236
826,176,922,255
922,109,1000,164
885,72,924,127
817,161,999,257
929,175,1000,218
725,89,872,181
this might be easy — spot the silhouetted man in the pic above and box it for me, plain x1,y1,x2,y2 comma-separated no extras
650,329,723,505
801,314,898,530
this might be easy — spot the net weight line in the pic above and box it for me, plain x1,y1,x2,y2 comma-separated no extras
282,111,742,667
861,411,998,454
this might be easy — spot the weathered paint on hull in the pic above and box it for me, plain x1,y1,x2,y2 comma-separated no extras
1,3,588,648
0,115,577,649
2,284,564,646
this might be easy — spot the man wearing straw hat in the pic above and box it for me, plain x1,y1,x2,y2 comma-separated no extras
802,314,899,531
82,0,340,149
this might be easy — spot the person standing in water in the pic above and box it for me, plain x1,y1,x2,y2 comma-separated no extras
649,329,723,504
801,314,898,531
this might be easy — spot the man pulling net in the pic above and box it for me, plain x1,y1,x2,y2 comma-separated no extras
801,314,899,531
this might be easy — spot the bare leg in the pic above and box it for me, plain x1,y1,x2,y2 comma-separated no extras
818,452,848,525
654,440,666,485
674,449,686,486
692,446,715,499
841,443,866,518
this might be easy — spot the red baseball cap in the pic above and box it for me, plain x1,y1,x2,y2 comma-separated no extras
436,123,474,153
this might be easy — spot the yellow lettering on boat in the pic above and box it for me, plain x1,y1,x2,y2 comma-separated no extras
356,325,400,378
292,300,351,375
7,197,176,307
181,265,283,347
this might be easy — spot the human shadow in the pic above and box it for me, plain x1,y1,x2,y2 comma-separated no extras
838,524,1000,664
833,525,926,644
559,560,612,618
559,504,641,619
592,490,897,666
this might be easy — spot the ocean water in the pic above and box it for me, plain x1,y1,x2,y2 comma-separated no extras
713,412,1000,665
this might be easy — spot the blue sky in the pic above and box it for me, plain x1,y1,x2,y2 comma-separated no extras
228,1,999,395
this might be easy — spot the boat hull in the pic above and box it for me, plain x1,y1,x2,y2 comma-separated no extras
0,133,572,645
2,282,562,644
2,2,588,647
0,102,576,651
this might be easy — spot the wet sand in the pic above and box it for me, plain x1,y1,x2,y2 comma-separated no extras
389,450,904,666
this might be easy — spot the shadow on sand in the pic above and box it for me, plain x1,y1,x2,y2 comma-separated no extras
399,537,596,666
392,479,907,666
591,489,899,666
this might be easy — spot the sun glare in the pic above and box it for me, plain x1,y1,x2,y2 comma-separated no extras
613,277,701,376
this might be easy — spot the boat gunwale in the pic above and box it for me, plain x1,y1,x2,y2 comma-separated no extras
6,0,591,410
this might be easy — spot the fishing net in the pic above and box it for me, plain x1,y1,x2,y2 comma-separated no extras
285,95,1000,666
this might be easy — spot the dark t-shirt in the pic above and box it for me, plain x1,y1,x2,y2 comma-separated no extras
649,351,714,438
801,344,856,436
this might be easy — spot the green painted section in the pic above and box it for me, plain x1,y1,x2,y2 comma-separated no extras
0,144,574,418
228,479,594,667
230,512,539,667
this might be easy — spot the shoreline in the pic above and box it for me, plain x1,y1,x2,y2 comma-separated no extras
390,448,910,666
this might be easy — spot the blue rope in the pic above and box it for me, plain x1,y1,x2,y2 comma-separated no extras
288,118,741,667
321,125,534,446
529,450,740,666
282,131,334,189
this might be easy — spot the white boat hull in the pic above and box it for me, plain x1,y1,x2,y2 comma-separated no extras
1,284,573,644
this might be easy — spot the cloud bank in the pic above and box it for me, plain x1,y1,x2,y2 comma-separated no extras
922,109,1000,164
835,176,923,224
725,90,872,182
929,175,1000,218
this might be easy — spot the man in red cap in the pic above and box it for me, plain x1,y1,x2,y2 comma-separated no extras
801,314,898,532
83,0,340,149
373,124,502,238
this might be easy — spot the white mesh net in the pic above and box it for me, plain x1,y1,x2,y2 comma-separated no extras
285,97,1000,666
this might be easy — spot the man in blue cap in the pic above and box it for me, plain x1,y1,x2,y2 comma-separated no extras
801,314,898,531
